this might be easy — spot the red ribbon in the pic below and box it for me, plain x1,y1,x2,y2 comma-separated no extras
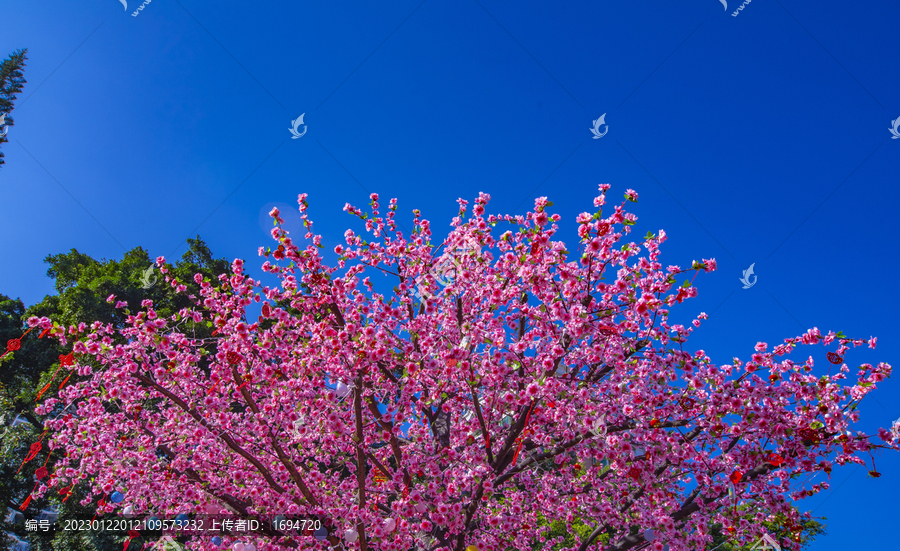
19,481,39,510
510,402,537,465
58,368,76,391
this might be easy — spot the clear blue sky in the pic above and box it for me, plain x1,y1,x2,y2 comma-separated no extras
2,1,898,548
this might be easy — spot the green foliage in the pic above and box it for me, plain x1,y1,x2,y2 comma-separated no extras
532,513,601,550
0,48,27,168
0,236,232,551
704,515,825,551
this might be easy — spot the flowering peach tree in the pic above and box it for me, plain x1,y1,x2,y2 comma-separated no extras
25,186,897,551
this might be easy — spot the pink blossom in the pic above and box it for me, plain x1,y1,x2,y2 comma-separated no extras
27,188,893,551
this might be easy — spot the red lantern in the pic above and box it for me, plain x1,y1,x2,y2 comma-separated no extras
35,466,48,480
627,466,641,480
6,338,21,352
766,453,785,466
826,352,843,364
226,352,242,365
261,303,271,318
729,470,743,485
650,419,660,428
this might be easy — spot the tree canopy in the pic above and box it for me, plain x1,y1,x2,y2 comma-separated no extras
0,48,27,168
16,190,891,551
0,236,232,551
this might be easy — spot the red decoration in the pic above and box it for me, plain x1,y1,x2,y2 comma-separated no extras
261,303,271,318
0,328,32,359
650,419,660,428
598,326,618,336
226,351,242,365
28,441,42,457
58,369,75,391
446,358,458,367
766,453,785,466
60,353,74,367
827,352,843,364
19,482,38,510
59,483,74,501
627,466,641,480
35,466,48,480
123,528,141,549
39,327,50,339
730,470,743,485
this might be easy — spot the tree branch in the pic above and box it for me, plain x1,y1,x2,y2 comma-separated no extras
353,374,369,551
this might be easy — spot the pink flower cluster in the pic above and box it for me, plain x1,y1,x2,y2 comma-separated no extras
27,187,895,551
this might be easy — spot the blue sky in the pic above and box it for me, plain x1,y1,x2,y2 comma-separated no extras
2,0,899,548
